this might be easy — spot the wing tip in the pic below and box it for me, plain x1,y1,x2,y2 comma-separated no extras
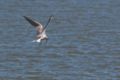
23,16,40,27
23,16,29,19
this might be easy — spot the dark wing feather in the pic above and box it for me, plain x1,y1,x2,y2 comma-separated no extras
23,16,41,27
23,16,44,35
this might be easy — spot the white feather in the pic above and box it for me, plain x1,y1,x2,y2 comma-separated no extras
32,39,41,43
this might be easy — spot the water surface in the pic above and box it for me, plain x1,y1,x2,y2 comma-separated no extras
0,0,120,80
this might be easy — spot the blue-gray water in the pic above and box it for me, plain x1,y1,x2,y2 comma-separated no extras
0,0,120,80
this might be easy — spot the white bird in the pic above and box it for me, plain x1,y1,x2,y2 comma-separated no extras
23,16,53,43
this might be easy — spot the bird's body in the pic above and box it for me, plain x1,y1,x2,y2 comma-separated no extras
23,16,53,43
33,29,48,43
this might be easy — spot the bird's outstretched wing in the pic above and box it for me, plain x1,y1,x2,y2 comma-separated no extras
23,16,43,33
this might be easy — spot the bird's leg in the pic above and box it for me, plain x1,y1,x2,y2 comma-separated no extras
38,39,42,45
39,41,42,45
45,38,48,44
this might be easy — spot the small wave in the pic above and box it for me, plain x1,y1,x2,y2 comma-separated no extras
31,40,41,43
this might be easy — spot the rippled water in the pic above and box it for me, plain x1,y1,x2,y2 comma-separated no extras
0,0,120,80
